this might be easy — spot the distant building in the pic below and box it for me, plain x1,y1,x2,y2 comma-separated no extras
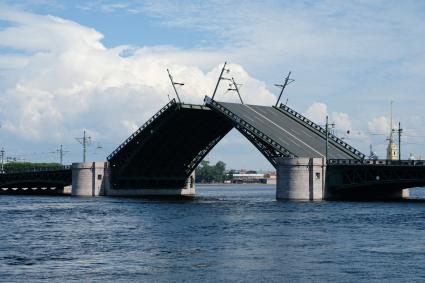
386,101,398,160
231,171,276,184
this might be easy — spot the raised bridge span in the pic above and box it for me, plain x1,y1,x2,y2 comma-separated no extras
106,96,364,192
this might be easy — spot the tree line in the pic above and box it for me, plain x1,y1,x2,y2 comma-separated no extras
195,160,230,183
3,162,64,172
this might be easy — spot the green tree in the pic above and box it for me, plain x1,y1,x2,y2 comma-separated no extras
195,160,227,183
4,162,63,172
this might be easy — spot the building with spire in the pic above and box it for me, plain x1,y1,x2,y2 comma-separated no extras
386,101,398,160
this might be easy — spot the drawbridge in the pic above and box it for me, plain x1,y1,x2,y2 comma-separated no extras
107,97,364,191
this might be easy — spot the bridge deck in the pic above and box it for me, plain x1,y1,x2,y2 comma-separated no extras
108,100,233,189
206,98,363,159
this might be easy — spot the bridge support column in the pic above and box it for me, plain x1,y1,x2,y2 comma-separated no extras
71,162,110,196
276,157,326,200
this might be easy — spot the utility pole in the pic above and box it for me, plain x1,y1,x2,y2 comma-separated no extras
227,77,244,104
398,122,402,160
325,116,335,161
167,69,184,104
211,62,229,100
326,116,329,161
56,144,68,165
275,71,295,107
76,130,91,162
0,148,4,173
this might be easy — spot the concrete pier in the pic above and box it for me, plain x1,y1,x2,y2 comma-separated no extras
71,162,109,196
276,157,326,200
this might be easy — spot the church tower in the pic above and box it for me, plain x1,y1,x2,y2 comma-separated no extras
386,101,398,160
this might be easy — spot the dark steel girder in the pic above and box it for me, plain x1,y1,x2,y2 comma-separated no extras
108,102,233,190
327,164,425,191
0,169,72,188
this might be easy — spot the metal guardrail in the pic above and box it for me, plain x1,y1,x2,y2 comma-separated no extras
107,99,177,161
277,104,365,160
205,96,292,157
328,159,425,166
2,165,71,174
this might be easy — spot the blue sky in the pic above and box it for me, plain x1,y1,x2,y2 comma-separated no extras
1,0,425,170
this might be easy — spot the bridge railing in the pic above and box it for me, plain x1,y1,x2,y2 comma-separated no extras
328,159,425,166
2,165,71,174
205,96,292,161
277,104,365,160
107,99,177,161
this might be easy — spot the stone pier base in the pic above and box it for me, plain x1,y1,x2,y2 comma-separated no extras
71,162,109,196
276,157,326,200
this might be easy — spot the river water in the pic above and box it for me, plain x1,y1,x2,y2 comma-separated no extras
1,185,425,282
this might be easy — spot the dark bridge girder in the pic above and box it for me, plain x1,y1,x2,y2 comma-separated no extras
108,100,233,190
327,159,425,199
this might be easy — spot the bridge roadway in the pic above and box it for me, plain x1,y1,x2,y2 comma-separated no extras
205,97,364,161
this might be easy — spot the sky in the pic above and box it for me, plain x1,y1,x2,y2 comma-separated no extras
0,0,425,170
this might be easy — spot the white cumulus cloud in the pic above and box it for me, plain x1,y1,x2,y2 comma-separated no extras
303,102,328,125
0,6,275,147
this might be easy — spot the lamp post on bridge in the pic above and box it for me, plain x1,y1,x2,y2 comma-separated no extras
210,62,245,104
76,131,91,163
167,69,184,105
398,122,403,160
274,71,295,107
325,116,335,162
211,62,229,101
226,77,244,104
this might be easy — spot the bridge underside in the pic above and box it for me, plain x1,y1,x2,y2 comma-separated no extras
108,102,233,190
0,170,71,195
327,162,425,199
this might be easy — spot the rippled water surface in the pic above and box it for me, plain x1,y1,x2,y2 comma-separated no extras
1,185,425,282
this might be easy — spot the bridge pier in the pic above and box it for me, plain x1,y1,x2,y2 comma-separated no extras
276,157,326,200
71,162,109,196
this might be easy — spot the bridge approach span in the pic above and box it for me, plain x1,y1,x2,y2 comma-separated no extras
0,168,71,195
